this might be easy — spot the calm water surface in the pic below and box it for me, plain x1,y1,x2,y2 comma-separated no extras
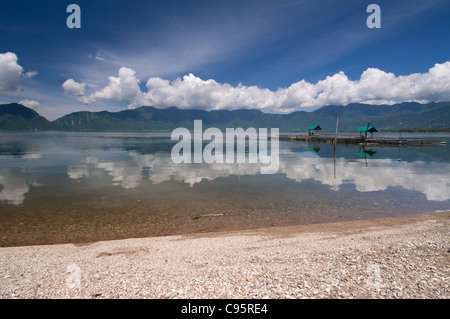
0,131,449,246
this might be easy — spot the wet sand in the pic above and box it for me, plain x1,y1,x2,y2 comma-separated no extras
0,211,448,299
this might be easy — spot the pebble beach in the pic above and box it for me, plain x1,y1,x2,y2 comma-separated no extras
0,211,448,299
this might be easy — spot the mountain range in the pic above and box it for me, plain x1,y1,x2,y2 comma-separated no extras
0,101,449,132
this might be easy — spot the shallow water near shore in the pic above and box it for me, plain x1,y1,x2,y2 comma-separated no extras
0,131,449,247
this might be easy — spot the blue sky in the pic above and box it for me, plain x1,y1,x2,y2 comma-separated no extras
1,0,449,120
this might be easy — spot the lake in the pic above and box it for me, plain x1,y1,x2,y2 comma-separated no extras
0,131,449,246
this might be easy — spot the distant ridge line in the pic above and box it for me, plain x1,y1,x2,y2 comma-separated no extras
0,101,449,132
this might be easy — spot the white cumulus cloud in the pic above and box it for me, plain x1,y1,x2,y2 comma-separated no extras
24,70,38,78
62,78,86,97
0,52,24,91
63,67,143,105
19,99,40,109
63,61,450,112
89,67,142,103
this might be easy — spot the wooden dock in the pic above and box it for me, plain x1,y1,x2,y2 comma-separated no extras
278,134,444,146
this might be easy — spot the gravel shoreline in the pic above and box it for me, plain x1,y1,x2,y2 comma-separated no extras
0,211,448,299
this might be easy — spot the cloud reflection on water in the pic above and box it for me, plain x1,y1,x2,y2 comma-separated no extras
0,135,448,206
64,150,450,202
